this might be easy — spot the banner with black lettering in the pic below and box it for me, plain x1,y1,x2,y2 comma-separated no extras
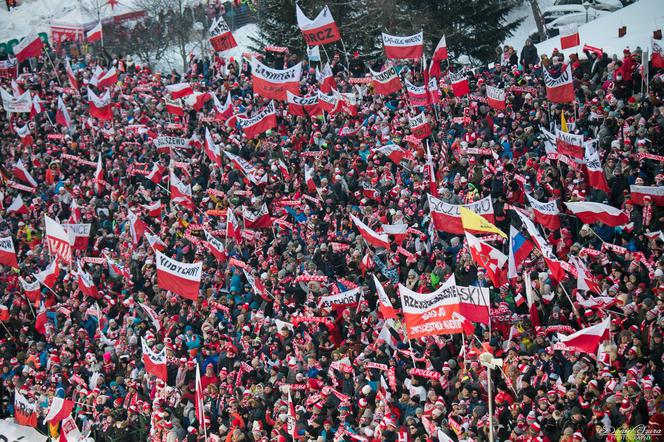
399,275,461,338
319,287,360,309
296,4,341,46
408,112,431,139
251,59,302,100
428,194,495,234
153,136,188,153
382,32,424,59
237,101,277,139
155,251,202,300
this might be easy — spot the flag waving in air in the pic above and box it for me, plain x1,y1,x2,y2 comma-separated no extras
465,231,507,287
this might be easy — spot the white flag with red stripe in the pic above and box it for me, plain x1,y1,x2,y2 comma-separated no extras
203,229,226,262
0,237,18,269
556,316,610,353
56,96,72,128
405,79,430,106
165,97,184,116
316,62,336,93
195,362,207,433
208,16,237,52
146,162,165,184
13,32,43,62
526,193,560,230
242,203,272,229
64,58,79,90
296,4,341,46
237,101,277,139
544,64,575,103
86,22,103,42
45,216,74,264
76,260,99,299
432,35,448,60
370,66,402,96
351,214,389,249
204,128,222,166
7,195,28,214
12,159,37,187
584,144,609,193
166,82,194,99
127,208,147,244
251,59,302,101
212,92,233,121
94,153,104,195
170,171,194,210
45,396,75,424
287,91,322,117
145,231,167,252
555,128,584,159
96,67,118,89
372,144,407,164
382,32,424,59
449,71,470,97
226,209,242,242
35,259,60,289
155,251,202,300
373,274,397,319
87,88,113,120
139,302,162,331
409,112,431,139
141,337,168,381
486,85,506,110
20,277,41,303
141,200,162,217
565,201,628,227
630,185,664,206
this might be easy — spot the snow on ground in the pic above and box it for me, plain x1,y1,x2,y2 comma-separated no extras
0,0,76,42
503,0,556,50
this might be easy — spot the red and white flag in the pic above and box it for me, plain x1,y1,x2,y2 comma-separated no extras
166,82,194,99
275,158,290,180
12,159,37,187
319,287,359,309
465,232,507,288
87,88,113,120
7,195,28,214
555,128,584,159
370,66,402,95
223,151,262,184
14,32,43,63
287,91,322,117
141,337,168,381
409,112,431,139
486,85,506,110
457,284,491,324
296,4,341,46
428,77,442,103
449,71,469,97
630,185,664,206
381,223,408,244
565,201,628,226
141,200,162,217
94,153,104,195
560,24,580,49
212,92,233,121
584,145,609,193
652,38,664,69
20,277,41,303
30,94,43,119
226,209,242,242
514,210,566,282
428,194,495,234
251,59,302,101
399,276,462,338
76,260,99,299
165,97,184,116
237,101,277,139
242,203,272,229
204,128,222,166
0,237,18,268
208,16,237,52
35,260,60,289
64,58,79,90
570,256,601,294
145,231,167,252
317,89,339,113
14,390,37,427
155,251,202,300
139,302,162,331
556,316,610,354
287,390,297,440
373,274,397,319
544,64,575,103
372,143,407,164
96,67,118,89
526,193,560,230
382,32,424,59
86,22,103,42
316,63,336,93
59,415,83,442
127,208,147,244
426,145,438,197
184,91,211,111
0,88,30,113
62,223,91,250
195,362,207,433
169,171,194,210
14,122,33,146
146,162,165,184
432,34,448,60
304,164,317,193
351,214,390,249
45,396,75,424
44,216,73,264
203,229,226,262
405,79,429,106
56,96,72,128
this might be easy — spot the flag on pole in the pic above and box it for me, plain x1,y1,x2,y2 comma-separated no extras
86,22,103,42
460,206,507,238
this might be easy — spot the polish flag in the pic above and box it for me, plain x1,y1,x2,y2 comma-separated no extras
486,85,506,110
449,71,470,97
457,284,491,324
59,415,84,442
44,216,74,264
351,214,390,249
208,16,237,52
276,158,290,180
141,338,168,381
0,237,18,268
45,397,75,424
242,203,272,229
20,277,41,303
165,97,184,116
432,34,448,60
560,24,580,49
212,92,233,121
287,390,297,440
7,195,28,214
304,164,317,193
127,208,147,244
316,63,336,93
76,260,99,299
556,316,610,354
14,32,43,63
317,89,339,113
204,128,222,166
146,162,165,184
226,209,242,242
64,58,79,91
427,77,442,104
237,101,277,139
544,63,575,103
184,91,211,111
555,129,584,159
94,153,104,195
507,225,533,279
251,58,302,101
203,229,226,262
96,67,118,89
296,4,341,46
14,123,33,146
56,96,72,128
68,200,81,224
409,112,431,139
141,200,162,217
139,302,162,331
405,79,429,106
372,143,407,164
565,201,629,227
570,256,601,294
195,362,207,435
12,159,37,187
380,223,408,244
630,185,664,206
426,145,438,197
155,251,202,300
514,210,565,282
373,274,397,319
370,66,402,95
652,38,664,69
35,260,60,289
30,94,43,119
86,22,103,42
452,311,476,336
526,193,560,230
287,91,321,117
428,194,495,235
166,82,194,99
87,88,113,120
145,231,167,252
584,145,609,193
170,171,194,211
465,231,507,288
14,390,37,427
382,32,424,59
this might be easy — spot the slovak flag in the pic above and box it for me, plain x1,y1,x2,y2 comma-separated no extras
0,237,18,268
560,24,580,49
146,162,166,184
373,274,397,319
12,159,37,187
13,32,43,63
543,63,575,103
296,4,341,46
141,338,168,381
486,85,506,110
203,229,226,262
382,32,424,59
86,22,103,42
432,34,448,60
351,214,390,249
316,63,336,93
226,210,242,242
141,200,162,218
87,88,113,120
370,66,402,95
507,225,534,279
465,231,507,288
372,143,407,164
166,82,194,99
155,251,202,301
556,316,610,354
7,195,28,214
526,193,560,230
44,397,75,424
204,128,222,166
127,208,147,244
76,260,99,299
56,96,72,128
565,201,629,227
